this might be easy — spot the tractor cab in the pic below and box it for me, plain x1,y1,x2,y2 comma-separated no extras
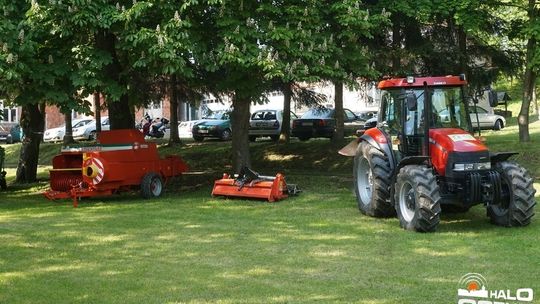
378,77,472,160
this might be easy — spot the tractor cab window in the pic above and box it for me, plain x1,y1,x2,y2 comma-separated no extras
380,91,402,135
431,87,468,130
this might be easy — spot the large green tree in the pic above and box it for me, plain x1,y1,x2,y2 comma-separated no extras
0,1,89,182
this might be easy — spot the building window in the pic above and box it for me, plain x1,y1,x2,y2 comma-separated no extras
0,100,18,122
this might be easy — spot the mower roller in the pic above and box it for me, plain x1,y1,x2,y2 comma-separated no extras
44,129,188,207
212,167,299,202
341,75,536,232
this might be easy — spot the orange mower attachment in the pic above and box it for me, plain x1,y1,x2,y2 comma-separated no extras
211,167,299,202
43,129,188,207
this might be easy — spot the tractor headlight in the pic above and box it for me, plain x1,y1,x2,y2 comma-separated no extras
453,162,491,171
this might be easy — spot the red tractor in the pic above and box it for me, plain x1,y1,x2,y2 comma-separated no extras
340,75,536,232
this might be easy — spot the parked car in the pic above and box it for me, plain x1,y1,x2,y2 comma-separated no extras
178,120,200,139
192,111,232,141
7,124,24,143
291,107,362,141
248,109,298,142
469,106,506,130
73,117,110,140
364,115,378,130
43,119,93,143
0,125,10,143
355,110,378,122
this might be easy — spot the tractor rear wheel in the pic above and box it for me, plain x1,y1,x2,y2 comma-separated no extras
141,173,164,199
488,161,536,227
353,141,394,217
394,165,441,232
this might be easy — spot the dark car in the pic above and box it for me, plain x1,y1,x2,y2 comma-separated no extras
8,124,23,143
0,125,10,143
192,110,232,141
291,107,362,141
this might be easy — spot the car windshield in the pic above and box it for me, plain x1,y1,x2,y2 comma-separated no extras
73,120,90,128
381,87,469,135
203,111,229,120
301,108,333,119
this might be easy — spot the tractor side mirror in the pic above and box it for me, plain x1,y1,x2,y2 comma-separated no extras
488,90,498,107
406,93,417,111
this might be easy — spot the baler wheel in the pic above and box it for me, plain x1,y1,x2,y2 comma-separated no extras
394,165,441,232
141,173,163,199
488,161,536,227
353,141,394,217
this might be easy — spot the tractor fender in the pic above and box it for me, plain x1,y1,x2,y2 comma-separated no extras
360,131,396,171
490,152,518,164
395,156,431,173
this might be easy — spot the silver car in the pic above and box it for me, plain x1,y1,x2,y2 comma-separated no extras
43,119,93,143
469,106,506,130
73,117,110,140
248,109,297,141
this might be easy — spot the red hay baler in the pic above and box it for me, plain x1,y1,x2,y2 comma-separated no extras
43,129,188,207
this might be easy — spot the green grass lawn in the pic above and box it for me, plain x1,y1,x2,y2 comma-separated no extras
1,121,539,303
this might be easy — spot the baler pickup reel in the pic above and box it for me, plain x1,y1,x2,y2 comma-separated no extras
212,167,299,202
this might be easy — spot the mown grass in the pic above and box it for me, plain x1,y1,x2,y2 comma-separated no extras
0,120,539,303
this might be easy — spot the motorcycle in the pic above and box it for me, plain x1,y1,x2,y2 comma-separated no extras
137,115,169,138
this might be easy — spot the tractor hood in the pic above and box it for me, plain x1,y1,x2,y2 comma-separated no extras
429,128,488,153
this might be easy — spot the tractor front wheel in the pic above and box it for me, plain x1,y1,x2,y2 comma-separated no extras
394,165,441,232
141,173,164,199
488,161,536,227
353,141,394,217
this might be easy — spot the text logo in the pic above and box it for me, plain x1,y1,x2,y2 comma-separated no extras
457,273,533,304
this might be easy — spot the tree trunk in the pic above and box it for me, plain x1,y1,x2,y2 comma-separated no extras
63,111,74,145
534,87,538,120
169,75,181,145
94,92,102,133
279,82,293,143
16,103,45,183
520,64,534,142
520,0,538,142
96,30,134,129
332,81,345,145
231,92,251,173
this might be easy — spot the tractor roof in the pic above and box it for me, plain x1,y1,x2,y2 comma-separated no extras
378,75,467,89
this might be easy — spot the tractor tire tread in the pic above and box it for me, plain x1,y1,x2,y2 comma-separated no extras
488,161,536,227
354,141,394,217
395,165,441,232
